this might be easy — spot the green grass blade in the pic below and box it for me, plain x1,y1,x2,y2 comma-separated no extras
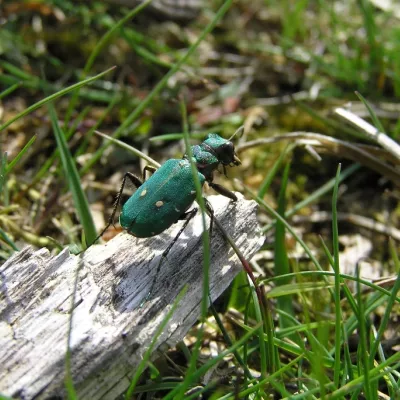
267,281,334,298
355,91,386,133
258,143,293,198
262,163,360,233
208,302,253,380
285,163,360,220
65,0,152,124
80,0,235,175
275,309,333,358
224,318,335,367
0,81,22,99
274,162,295,332
240,181,324,272
319,236,347,301
0,66,115,132
0,70,119,104
319,235,358,382
356,265,374,400
150,131,217,143
48,104,97,245
331,164,343,388
0,152,7,204
326,356,400,399
345,292,389,342
64,258,81,400
88,0,153,74
5,135,36,175
93,130,160,168
121,28,174,69
74,94,119,157
167,322,262,399
0,60,34,80
265,271,400,303
357,0,382,85
296,100,366,140
181,102,209,320
249,278,271,376
174,99,210,400
125,285,187,398
0,226,19,251
237,355,304,399
369,239,400,364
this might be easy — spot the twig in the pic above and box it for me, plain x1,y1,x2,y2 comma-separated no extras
335,107,400,160
237,131,400,184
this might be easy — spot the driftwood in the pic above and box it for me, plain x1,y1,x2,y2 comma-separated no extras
0,193,262,399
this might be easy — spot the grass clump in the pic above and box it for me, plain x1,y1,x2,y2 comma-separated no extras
1,0,399,398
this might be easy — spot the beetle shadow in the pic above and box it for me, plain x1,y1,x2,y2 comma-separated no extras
162,201,241,303
111,217,199,313
110,199,241,315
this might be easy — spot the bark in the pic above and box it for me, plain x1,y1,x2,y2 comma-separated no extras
0,193,262,399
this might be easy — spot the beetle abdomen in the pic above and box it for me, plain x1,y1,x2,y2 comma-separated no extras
120,159,205,238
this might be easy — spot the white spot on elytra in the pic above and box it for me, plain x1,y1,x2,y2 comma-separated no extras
156,200,164,208
140,189,147,197
175,207,180,212
191,190,196,194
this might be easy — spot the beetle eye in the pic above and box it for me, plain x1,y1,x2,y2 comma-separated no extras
217,142,236,164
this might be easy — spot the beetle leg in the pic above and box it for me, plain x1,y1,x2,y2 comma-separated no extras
109,172,143,228
142,207,198,305
88,172,143,247
209,182,238,201
124,172,143,189
142,165,157,181
204,198,215,239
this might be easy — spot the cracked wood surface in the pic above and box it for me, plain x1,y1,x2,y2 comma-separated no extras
0,193,262,399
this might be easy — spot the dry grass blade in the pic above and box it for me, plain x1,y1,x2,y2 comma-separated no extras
292,211,400,242
335,106,400,160
237,132,400,184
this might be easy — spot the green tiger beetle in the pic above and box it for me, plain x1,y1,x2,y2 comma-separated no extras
96,132,241,301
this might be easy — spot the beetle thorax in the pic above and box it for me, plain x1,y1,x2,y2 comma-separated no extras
190,145,219,179
184,133,240,181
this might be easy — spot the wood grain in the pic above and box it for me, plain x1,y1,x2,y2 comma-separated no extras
0,193,262,399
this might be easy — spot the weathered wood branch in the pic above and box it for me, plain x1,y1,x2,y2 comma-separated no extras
0,194,262,399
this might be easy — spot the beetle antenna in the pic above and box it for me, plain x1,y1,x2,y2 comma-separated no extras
228,125,244,141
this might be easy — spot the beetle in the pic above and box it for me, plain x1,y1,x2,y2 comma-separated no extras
96,133,241,300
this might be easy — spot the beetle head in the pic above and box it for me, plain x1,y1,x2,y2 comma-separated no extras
204,133,241,167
